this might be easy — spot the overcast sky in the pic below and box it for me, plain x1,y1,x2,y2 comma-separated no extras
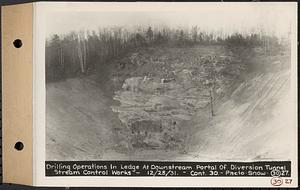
43,2,296,37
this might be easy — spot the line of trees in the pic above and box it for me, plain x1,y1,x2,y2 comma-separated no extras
46,25,285,82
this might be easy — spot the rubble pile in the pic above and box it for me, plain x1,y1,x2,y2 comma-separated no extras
110,46,244,150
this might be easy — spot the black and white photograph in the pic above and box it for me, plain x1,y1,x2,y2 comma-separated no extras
44,3,296,163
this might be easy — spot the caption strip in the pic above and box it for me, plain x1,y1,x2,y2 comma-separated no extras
45,161,291,177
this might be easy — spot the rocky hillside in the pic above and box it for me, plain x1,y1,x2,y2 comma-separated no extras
109,45,246,151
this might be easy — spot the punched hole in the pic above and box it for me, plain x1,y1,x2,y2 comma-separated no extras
13,39,23,48
14,141,24,151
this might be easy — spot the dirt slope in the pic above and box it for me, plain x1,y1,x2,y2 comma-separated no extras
46,76,117,160
188,50,294,161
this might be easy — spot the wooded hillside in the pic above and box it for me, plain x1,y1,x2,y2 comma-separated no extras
46,26,285,82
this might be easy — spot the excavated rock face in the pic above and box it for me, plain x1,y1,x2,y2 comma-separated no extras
110,46,244,151
111,79,193,150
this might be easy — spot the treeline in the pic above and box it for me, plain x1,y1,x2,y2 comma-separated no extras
46,26,284,82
